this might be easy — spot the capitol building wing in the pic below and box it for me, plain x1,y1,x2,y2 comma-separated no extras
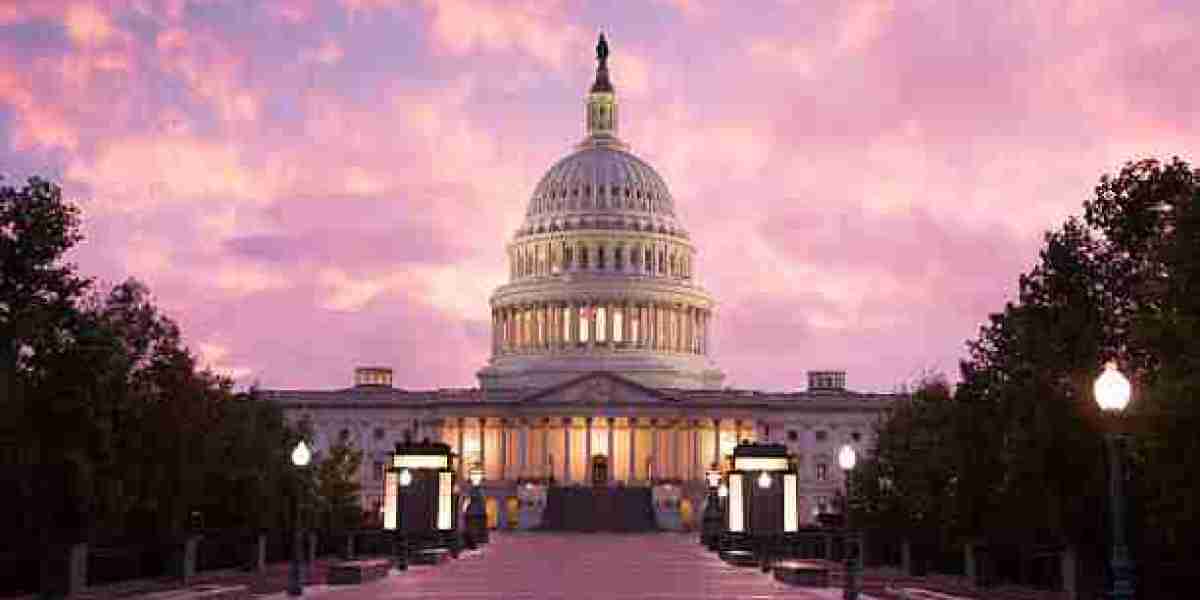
268,35,898,530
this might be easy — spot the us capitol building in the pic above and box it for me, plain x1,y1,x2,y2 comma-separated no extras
267,35,898,530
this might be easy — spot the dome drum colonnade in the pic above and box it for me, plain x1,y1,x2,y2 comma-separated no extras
478,32,723,391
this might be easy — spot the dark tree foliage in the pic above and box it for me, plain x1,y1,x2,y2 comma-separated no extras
855,158,1200,573
313,438,365,532
1,176,299,550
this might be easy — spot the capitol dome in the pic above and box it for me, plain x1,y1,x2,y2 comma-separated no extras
478,34,724,391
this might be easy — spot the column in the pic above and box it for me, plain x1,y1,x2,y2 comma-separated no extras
478,417,486,472
585,418,593,482
499,419,508,481
563,417,571,484
551,303,560,349
628,418,637,482
650,419,659,482
588,303,597,349
542,421,550,478
712,418,720,467
672,421,682,480
519,419,529,478
692,424,700,481
543,304,552,349
569,302,579,346
607,418,615,482
686,307,694,353
606,302,616,349
622,301,632,346
458,418,466,480
647,302,656,350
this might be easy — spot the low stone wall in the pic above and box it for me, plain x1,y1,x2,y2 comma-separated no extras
327,560,391,585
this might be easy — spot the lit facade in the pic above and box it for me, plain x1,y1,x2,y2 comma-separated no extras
267,35,897,530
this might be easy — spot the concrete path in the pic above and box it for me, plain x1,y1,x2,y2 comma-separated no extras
280,532,876,600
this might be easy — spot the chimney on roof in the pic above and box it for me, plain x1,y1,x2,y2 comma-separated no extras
354,366,393,388
807,370,846,392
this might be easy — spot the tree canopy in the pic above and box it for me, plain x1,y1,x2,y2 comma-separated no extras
2,177,302,547
855,157,1200,572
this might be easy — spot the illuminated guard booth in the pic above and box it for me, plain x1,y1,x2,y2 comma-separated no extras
384,442,462,565
718,443,800,569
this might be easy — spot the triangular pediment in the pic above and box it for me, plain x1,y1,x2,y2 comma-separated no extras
519,371,675,405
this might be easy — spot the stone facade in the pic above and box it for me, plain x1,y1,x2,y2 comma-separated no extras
267,35,899,530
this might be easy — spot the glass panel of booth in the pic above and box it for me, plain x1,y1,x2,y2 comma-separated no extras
394,454,450,469
437,471,453,530
728,473,744,533
733,456,789,472
783,473,798,532
384,470,398,530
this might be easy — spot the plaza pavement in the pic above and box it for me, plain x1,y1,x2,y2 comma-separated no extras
278,532,878,600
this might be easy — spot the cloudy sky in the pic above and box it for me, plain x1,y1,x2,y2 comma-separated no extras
2,0,1196,392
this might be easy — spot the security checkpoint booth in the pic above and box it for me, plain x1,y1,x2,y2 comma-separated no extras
717,443,801,570
383,442,463,566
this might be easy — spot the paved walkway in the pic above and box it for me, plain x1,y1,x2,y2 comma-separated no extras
286,532,877,600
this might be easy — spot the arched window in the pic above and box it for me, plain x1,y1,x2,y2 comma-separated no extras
579,244,590,269
579,307,590,342
644,248,653,273
658,250,665,274
613,309,624,343
597,245,606,270
564,244,574,270
596,307,607,343
614,246,624,270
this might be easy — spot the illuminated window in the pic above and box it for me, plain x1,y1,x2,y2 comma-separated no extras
630,311,640,343
562,307,571,341
596,308,607,343
613,310,623,343
579,308,590,342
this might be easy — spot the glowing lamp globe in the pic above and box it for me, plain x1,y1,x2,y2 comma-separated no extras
1094,362,1131,412
757,471,772,489
717,484,728,498
291,441,311,467
398,468,412,487
469,466,484,487
838,444,857,471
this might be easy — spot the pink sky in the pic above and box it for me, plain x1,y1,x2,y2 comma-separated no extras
2,1,1197,392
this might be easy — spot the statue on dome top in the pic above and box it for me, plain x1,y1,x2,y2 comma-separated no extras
596,32,609,64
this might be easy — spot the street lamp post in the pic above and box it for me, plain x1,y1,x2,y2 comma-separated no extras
288,441,311,597
702,466,722,549
1095,362,1135,600
838,443,859,600
394,468,412,571
465,464,488,548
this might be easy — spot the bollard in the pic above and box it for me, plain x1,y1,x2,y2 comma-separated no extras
251,534,266,572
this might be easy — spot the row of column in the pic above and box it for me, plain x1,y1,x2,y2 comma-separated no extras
511,240,692,281
442,417,755,485
492,302,710,356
